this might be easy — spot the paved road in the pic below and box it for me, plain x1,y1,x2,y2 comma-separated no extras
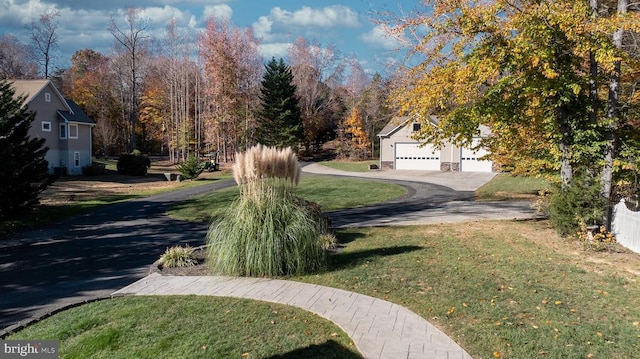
304,163,536,228
0,167,536,333
0,179,234,332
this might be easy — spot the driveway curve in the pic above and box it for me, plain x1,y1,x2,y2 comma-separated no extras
1,165,537,339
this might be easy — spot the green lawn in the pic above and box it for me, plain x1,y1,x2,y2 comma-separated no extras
294,221,640,359
318,160,379,172
476,173,552,201
168,174,407,222
9,170,633,358
6,296,361,359
1,170,232,234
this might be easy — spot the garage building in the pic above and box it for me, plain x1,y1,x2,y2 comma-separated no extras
377,117,493,172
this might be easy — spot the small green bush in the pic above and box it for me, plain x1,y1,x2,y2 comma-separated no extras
548,174,605,236
159,246,198,268
117,152,151,176
176,155,205,180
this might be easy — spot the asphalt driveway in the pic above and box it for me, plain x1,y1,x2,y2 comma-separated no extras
0,167,535,333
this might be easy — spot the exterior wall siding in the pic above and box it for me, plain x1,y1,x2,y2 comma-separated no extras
25,84,68,172
22,82,93,175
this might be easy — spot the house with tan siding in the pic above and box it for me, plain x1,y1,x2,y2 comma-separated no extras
377,116,493,172
10,80,94,175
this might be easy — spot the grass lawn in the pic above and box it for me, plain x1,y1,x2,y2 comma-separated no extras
5,172,639,358
6,296,361,359
168,174,407,222
476,173,552,201
293,221,640,359
318,160,380,172
0,161,232,234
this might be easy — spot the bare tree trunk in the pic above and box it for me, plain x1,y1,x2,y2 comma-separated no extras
589,0,599,126
601,0,627,229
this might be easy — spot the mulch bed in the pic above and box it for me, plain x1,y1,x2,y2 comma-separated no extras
157,247,211,276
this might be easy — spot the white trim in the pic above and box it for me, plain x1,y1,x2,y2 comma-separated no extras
42,121,51,132
68,124,78,139
74,152,80,167
45,92,51,102
60,123,67,139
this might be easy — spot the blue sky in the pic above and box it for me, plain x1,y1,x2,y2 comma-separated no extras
0,0,418,76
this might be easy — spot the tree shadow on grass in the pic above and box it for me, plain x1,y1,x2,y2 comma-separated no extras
328,245,425,271
266,340,363,359
334,231,366,245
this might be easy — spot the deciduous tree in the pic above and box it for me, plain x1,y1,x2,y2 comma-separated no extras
289,37,344,152
382,0,640,231
199,16,262,161
109,7,149,152
65,49,123,156
27,9,60,79
342,107,371,160
0,34,38,79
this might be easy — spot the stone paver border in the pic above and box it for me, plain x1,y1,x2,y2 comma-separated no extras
114,273,472,359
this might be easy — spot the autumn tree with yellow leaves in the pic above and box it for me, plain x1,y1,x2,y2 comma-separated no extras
341,107,371,160
382,0,640,231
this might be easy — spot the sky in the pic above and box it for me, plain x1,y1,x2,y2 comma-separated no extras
0,0,419,76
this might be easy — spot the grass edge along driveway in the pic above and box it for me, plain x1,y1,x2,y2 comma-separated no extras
167,174,408,222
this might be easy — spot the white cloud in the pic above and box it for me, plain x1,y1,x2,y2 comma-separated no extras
141,5,194,27
253,5,359,41
0,0,50,27
259,42,291,60
202,4,232,21
360,24,403,50
252,15,273,41
269,5,359,28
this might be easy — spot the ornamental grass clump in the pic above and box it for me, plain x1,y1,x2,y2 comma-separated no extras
207,145,327,277
159,245,198,268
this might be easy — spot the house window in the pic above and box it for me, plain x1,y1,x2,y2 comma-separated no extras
60,123,67,139
45,92,51,102
74,152,80,167
68,124,78,139
412,123,422,132
42,121,51,132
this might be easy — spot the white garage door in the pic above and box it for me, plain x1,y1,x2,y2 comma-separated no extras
460,139,492,172
395,143,441,171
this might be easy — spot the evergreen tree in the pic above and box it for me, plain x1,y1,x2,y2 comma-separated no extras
257,57,303,148
0,80,53,219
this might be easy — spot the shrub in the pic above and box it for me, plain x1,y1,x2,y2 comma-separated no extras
159,246,198,268
117,152,151,176
82,162,106,176
176,155,205,180
547,174,605,236
207,145,327,277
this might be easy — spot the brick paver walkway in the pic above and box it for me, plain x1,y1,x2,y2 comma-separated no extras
113,273,472,359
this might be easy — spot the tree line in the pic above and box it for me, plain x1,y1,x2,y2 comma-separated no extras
0,8,393,162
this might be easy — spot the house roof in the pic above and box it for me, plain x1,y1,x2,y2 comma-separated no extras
377,116,440,137
58,99,95,125
9,79,72,113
